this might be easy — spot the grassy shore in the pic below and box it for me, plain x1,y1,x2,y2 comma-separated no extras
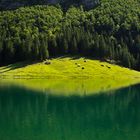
1,57,140,80
0,57,140,95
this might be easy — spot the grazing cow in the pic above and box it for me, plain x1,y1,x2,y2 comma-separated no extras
44,61,51,65
107,66,111,69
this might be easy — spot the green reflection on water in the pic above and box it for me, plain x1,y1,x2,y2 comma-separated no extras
0,84,140,140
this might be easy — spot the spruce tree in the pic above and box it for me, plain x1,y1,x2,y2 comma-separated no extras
99,35,106,58
40,35,49,60
4,38,15,63
32,36,40,60
63,38,68,54
0,40,3,64
71,36,78,54
24,35,32,59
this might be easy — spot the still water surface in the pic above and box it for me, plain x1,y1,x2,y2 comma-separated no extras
0,83,140,140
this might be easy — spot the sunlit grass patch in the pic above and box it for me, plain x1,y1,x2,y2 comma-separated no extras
0,57,140,95
0,57,140,80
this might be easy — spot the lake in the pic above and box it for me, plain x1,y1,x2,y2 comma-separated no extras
0,82,140,140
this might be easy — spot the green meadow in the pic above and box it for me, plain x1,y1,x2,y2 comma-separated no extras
1,57,140,95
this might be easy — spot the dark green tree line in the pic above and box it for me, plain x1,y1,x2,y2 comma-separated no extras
0,0,140,70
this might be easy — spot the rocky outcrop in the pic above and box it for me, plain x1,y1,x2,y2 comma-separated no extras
0,0,100,10
0,1,24,10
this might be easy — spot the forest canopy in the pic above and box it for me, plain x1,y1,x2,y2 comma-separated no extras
0,0,140,70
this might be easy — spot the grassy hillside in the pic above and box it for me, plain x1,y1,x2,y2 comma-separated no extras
0,57,140,79
0,57,140,95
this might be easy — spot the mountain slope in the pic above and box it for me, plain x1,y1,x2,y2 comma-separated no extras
0,0,140,70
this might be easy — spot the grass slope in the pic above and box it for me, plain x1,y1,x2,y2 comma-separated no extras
0,57,140,95
0,57,140,79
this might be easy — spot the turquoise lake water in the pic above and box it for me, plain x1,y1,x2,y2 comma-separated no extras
0,84,140,140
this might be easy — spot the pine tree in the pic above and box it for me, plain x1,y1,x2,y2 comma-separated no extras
81,34,91,55
40,35,49,60
93,34,100,57
24,35,32,59
0,39,3,54
63,38,68,54
70,36,78,54
0,39,3,65
48,38,58,56
99,35,106,58
4,38,15,63
32,36,40,60
122,47,131,68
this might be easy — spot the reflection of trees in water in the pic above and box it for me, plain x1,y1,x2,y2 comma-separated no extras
0,85,140,140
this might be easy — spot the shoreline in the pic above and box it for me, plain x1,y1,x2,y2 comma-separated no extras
1,58,140,95
0,78,140,96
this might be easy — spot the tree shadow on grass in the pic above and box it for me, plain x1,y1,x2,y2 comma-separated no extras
68,55,100,61
0,61,39,74
55,55,86,60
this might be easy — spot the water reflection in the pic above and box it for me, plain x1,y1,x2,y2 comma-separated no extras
0,84,140,140
0,79,137,96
